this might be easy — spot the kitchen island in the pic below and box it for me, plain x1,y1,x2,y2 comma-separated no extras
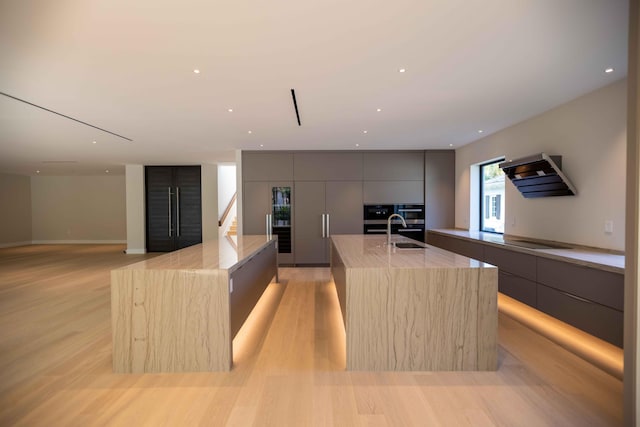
111,235,278,373
331,235,498,371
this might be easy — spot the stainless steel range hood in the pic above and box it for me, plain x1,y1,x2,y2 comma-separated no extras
499,153,577,198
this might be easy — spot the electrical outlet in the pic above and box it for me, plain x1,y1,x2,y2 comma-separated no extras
604,220,613,234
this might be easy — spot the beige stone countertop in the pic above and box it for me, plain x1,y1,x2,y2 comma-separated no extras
116,235,276,272
428,229,624,274
331,234,495,270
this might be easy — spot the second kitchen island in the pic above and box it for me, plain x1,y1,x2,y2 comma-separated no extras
331,234,498,371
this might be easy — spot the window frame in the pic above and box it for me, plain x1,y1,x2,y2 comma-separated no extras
479,158,505,234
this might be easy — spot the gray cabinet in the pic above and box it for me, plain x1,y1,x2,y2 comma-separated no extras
425,231,623,347
295,181,328,265
426,231,484,260
363,151,424,204
537,284,623,346
293,152,363,181
243,181,294,265
363,181,424,204
242,152,294,181
425,150,455,230
295,180,363,265
536,258,623,311
363,152,424,180
484,246,536,281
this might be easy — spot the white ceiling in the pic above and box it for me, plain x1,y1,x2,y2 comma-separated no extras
0,0,629,176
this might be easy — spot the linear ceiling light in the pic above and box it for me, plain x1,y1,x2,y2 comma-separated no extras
291,89,301,126
0,91,133,141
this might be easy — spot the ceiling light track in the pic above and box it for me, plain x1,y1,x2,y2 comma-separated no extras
0,91,133,141
290,89,301,126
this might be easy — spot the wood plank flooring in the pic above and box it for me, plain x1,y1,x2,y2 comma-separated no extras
0,244,623,426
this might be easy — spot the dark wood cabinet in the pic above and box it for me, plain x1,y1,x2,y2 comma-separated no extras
145,166,202,252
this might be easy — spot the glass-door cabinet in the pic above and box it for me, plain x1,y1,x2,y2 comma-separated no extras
271,187,292,254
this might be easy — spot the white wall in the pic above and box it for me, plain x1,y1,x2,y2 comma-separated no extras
0,173,32,247
218,165,236,218
201,163,218,242
125,165,146,253
31,175,126,243
456,79,627,251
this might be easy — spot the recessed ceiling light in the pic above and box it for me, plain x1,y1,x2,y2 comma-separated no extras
399,68,406,73
193,69,201,74
355,143,360,147
376,108,382,112
605,67,614,73
259,144,264,147
449,144,453,147
228,108,233,112
36,170,40,174
478,130,484,133
248,130,252,134
92,140,97,144
105,169,110,173
363,130,368,134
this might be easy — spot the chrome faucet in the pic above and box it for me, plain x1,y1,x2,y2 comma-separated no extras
387,213,407,246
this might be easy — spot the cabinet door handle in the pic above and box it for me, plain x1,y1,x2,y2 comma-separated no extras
559,290,593,304
321,214,326,238
266,214,271,237
326,213,330,238
176,187,180,236
168,187,172,237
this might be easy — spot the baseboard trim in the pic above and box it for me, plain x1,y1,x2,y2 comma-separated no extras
31,240,127,245
125,248,146,254
0,241,33,249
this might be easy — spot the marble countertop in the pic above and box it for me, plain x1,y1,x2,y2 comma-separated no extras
428,229,624,274
331,235,496,270
117,235,276,272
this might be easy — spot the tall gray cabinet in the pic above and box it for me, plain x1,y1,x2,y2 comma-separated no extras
242,153,295,265
294,153,363,265
242,150,454,266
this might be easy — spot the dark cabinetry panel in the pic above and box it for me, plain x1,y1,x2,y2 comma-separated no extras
425,231,623,347
426,232,485,260
484,246,536,281
242,152,294,181
145,166,202,252
424,150,455,230
537,284,623,347
537,257,623,311
499,271,537,308
293,152,363,181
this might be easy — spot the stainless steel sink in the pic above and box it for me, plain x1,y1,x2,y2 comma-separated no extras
394,242,426,249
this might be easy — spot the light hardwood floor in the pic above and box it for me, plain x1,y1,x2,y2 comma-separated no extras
0,244,622,426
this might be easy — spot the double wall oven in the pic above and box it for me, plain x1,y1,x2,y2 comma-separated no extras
363,204,425,242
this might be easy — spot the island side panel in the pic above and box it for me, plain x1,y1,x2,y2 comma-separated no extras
346,267,495,371
229,241,278,338
330,242,347,327
476,267,498,370
111,269,231,373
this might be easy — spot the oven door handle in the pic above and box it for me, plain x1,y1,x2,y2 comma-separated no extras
398,208,422,212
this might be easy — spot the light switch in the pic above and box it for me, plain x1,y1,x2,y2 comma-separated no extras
604,220,613,234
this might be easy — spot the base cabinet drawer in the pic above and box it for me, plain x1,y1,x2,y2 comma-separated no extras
499,271,537,308
426,233,485,261
537,284,623,347
485,246,536,281
537,257,623,311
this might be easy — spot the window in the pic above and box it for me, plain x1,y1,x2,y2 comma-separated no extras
480,160,505,233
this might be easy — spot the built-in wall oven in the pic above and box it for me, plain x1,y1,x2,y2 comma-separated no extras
363,204,425,242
